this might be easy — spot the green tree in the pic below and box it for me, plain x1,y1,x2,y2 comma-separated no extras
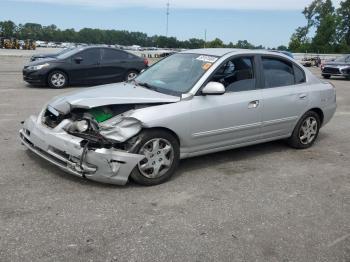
207,38,224,48
338,0,350,46
0,20,17,37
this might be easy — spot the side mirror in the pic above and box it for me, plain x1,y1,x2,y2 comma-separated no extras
202,82,225,95
74,57,83,64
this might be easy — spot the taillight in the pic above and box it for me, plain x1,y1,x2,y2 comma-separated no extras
143,58,149,66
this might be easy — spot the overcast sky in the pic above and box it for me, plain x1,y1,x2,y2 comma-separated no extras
1,0,342,47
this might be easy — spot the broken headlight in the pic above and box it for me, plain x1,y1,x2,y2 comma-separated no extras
74,120,89,132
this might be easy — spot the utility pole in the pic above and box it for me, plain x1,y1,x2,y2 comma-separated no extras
204,29,207,48
166,1,170,37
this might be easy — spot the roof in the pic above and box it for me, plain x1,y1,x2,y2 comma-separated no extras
180,48,291,58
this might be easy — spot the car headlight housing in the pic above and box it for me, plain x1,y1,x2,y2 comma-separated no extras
75,120,89,133
28,63,50,71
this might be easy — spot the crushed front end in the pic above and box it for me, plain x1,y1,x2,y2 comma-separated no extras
19,104,147,185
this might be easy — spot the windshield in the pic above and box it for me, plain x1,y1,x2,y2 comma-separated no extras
135,53,219,95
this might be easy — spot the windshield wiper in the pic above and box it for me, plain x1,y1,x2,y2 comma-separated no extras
137,82,158,91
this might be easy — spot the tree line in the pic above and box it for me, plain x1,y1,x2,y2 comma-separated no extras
289,0,350,53
0,20,266,50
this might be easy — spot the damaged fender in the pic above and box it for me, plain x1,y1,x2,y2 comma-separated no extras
98,112,142,142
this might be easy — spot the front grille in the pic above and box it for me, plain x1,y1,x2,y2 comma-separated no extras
323,67,340,74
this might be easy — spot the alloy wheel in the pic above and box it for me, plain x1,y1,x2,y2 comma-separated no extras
51,73,65,88
299,116,318,145
127,72,137,81
138,138,174,178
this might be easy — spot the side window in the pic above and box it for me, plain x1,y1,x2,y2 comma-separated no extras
102,49,128,62
262,57,294,88
74,49,100,65
294,65,306,84
209,56,256,92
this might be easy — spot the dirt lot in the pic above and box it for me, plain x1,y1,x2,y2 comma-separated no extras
0,53,349,262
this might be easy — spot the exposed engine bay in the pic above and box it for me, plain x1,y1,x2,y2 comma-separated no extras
42,103,160,151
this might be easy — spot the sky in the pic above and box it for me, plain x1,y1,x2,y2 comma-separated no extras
0,0,342,47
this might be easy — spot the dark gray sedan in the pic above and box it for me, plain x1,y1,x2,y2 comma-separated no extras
322,54,350,79
23,46,148,88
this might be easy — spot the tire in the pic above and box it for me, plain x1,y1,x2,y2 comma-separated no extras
287,111,321,149
130,129,180,186
125,70,139,81
322,74,331,79
48,70,68,88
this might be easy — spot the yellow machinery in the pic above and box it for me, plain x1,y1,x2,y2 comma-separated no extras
23,39,36,50
10,38,20,49
3,39,13,49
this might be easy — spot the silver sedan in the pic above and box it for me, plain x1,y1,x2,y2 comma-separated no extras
20,49,337,186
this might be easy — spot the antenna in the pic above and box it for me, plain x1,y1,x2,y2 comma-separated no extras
166,1,170,37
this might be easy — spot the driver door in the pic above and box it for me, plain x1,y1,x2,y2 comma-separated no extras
189,55,263,153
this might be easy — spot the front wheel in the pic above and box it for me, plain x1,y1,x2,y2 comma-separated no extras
287,111,321,149
48,70,68,88
130,129,180,186
322,74,331,79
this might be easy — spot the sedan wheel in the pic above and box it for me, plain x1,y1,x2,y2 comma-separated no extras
48,71,67,88
287,111,321,149
126,71,138,81
138,138,174,179
299,116,318,145
130,129,180,186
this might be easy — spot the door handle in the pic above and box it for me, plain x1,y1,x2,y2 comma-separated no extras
248,100,259,109
299,94,307,99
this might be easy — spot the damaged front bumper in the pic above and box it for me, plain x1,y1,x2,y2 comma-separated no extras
19,115,144,185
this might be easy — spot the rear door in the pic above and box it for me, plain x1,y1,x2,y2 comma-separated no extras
69,48,102,84
259,55,309,138
100,49,134,82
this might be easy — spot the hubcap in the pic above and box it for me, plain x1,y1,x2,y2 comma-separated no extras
299,116,318,145
138,138,174,178
127,72,137,81
51,73,65,87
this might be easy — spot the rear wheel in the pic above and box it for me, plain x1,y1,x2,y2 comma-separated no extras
48,70,67,88
125,70,139,81
322,74,331,79
130,129,180,186
287,111,321,149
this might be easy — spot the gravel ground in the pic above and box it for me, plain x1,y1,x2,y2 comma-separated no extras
0,54,349,262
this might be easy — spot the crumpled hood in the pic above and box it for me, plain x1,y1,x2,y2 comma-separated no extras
48,82,180,114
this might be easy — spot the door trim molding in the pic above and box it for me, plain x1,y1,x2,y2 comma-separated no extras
192,122,262,138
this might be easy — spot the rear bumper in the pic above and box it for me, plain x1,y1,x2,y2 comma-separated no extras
19,115,144,185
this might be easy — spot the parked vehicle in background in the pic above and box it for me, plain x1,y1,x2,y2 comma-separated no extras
30,47,75,61
301,55,321,67
23,46,148,88
321,54,350,79
20,49,336,186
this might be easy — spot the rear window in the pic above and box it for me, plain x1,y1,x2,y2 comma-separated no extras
262,57,295,88
102,49,135,61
